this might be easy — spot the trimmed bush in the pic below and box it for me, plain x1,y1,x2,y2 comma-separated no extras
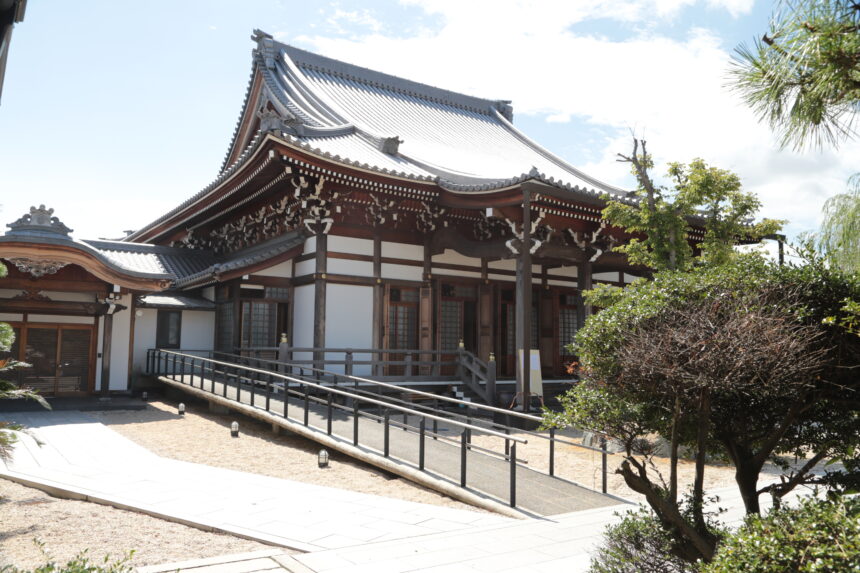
705,495,860,572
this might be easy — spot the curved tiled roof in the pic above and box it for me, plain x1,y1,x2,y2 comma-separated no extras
259,37,628,198
133,33,632,243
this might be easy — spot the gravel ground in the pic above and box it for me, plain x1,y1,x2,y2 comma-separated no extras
469,429,744,504
1,397,767,570
0,398,486,570
0,479,272,569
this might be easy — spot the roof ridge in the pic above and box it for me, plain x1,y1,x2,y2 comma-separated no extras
276,41,511,118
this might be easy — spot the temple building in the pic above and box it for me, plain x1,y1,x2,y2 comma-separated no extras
1,30,668,400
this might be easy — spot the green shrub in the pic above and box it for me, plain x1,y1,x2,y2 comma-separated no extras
0,549,134,573
705,495,860,572
589,506,703,573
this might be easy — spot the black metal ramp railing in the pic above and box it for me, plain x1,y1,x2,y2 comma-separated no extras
145,349,620,516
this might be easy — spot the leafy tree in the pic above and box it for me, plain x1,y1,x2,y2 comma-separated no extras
704,494,860,572
545,252,860,564
730,0,860,150
606,139,783,271
818,173,860,272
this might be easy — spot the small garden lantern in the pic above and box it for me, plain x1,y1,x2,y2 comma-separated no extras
141,391,148,402
231,421,239,438
318,449,329,468
178,403,185,417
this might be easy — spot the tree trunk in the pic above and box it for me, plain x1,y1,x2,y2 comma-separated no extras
735,463,762,514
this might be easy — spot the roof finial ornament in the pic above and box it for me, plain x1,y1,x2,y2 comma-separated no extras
6,205,73,238
252,29,277,69
495,100,514,122
379,136,403,155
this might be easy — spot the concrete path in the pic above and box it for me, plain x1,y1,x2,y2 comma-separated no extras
0,411,509,552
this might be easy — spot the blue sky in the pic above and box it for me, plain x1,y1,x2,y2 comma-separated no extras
1,0,857,243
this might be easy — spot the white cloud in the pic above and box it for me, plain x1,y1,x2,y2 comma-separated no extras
296,0,856,240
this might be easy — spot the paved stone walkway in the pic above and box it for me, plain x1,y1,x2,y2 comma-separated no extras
1,410,806,573
0,411,509,552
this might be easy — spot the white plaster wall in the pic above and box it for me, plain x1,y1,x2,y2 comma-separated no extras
624,273,641,284
328,258,373,277
433,249,477,267
382,241,422,260
325,283,373,375
202,287,215,301
255,260,293,278
553,265,579,278
40,291,95,302
0,289,97,303
330,235,374,256
292,285,315,364
487,272,515,283
381,263,422,281
488,259,517,271
295,259,315,277
109,294,132,391
303,235,317,255
28,315,95,325
0,313,23,322
548,279,578,287
593,272,620,282
131,308,157,377
181,311,215,351
433,269,482,279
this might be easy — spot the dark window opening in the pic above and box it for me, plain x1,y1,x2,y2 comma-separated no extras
156,310,182,349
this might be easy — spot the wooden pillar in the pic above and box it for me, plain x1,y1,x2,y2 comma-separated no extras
313,232,327,368
578,260,593,326
478,259,492,361
515,190,532,410
419,237,433,374
99,313,113,397
372,235,383,349
539,266,553,376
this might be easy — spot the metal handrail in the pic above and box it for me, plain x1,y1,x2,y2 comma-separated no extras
151,349,526,444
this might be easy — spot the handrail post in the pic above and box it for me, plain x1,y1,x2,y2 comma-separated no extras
326,393,333,435
419,418,426,471
510,442,517,507
345,351,353,377
433,399,439,439
235,365,241,403
222,365,228,398
265,373,271,412
353,400,359,446
549,427,556,477
384,410,390,457
304,384,310,426
405,354,413,378
249,367,256,407
601,435,608,494
486,353,497,406
460,429,467,487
